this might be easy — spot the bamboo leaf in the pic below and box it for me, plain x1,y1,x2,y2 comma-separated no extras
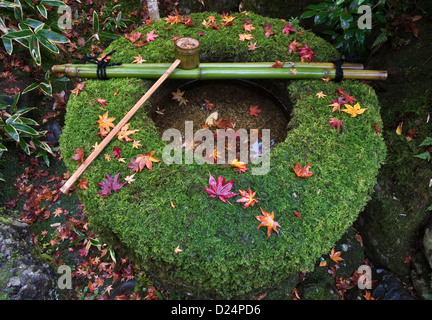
40,0,66,6
39,81,52,96
14,107,34,115
12,122,40,136
0,1,20,8
36,33,59,53
22,83,39,94
4,124,19,141
11,92,20,109
2,38,13,54
93,11,99,33
0,172,4,182
22,18,45,29
18,139,31,154
0,143,7,151
28,34,41,65
36,28,69,43
17,116,38,126
2,29,33,39
37,4,48,19
14,0,23,21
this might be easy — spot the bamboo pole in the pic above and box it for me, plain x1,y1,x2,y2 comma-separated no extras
52,61,364,74
52,64,387,81
59,59,182,194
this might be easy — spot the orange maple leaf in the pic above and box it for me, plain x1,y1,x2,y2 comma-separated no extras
127,151,161,172
255,207,281,239
236,187,258,208
292,162,314,178
239,33,253,41
97,112,116,133
329,247,344,263
117,123,139,142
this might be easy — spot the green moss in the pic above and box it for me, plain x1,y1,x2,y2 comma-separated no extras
60,12,386,299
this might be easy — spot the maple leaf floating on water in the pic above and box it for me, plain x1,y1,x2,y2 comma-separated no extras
342,103,367,118
255,207,281,239
249,105,262,117
171,89,188,106
236,187,258,208
292,162,314,178
201,172,238,203
127,151,161,173
96,172,125,199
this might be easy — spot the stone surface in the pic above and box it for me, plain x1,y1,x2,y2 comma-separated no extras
372,269,416,300
0,211,57,300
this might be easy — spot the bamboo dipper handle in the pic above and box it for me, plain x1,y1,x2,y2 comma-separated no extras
60,59,182,194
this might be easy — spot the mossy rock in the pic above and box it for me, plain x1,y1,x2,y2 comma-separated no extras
59,12,386,299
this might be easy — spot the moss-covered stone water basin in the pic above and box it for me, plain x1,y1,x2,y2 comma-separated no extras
59,12,386,298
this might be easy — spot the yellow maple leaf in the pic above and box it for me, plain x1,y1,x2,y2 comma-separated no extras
342,103,368,118
117,123,139,142
239,33,253,41
97,112,116,133
329,247,344,263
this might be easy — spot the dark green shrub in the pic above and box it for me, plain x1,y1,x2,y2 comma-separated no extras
60,12,386,298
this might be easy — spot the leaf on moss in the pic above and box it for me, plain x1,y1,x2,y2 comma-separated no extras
201,172,238,203
236,187,258,208
342,103,367,118
127,151,161,173
96,172,125,198
255,207,280,239
292,162,314,178
72,147,85,163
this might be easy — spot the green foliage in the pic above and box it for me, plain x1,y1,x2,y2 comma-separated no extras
0,0,69,66
300,0,387,55
0,94,53,181
60,12,386,298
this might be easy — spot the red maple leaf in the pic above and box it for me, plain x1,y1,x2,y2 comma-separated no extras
96,172,125,198
201,172,238,203
282,23,295,34
327,118,344,132
111,146,123,160
263,21,275,38
250,105,262,117
72,147,85,163
292,162,314,178
125,31,142,43
146,30,159,42
236,187,258,208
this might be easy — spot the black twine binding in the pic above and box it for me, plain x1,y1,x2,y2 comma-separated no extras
331,44,363,83
86,50,122,80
